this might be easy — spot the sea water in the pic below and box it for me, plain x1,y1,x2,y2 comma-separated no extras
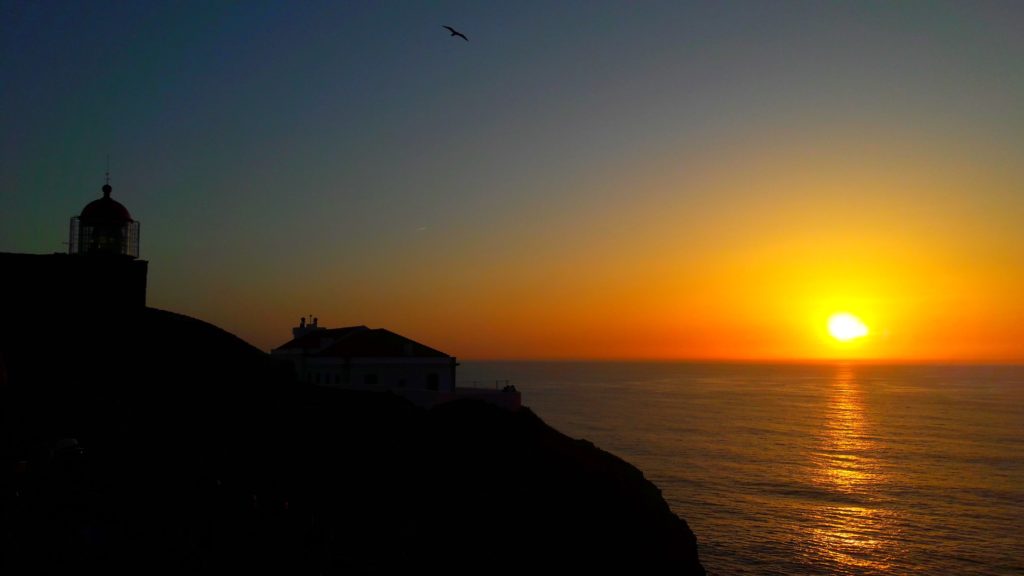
458,362,1024,575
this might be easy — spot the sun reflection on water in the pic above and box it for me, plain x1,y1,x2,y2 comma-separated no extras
804,364,900,573
817,365,877,492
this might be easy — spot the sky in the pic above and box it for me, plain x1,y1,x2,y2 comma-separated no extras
2,1,1023,361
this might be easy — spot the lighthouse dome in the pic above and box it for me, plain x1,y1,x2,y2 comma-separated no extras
80,184,133,223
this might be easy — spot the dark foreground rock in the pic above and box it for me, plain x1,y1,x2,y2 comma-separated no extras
1,308,704,574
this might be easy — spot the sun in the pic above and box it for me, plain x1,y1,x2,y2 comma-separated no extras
827,312,869,342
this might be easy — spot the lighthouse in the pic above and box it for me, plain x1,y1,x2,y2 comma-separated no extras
0,174,149,322
69,178,140,258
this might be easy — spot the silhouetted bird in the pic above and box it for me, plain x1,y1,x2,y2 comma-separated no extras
443,25,468,42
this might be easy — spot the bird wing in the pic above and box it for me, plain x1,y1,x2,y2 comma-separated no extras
443,25,468,40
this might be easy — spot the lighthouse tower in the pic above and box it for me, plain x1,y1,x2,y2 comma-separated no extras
69,177,140,258
0,173,148,326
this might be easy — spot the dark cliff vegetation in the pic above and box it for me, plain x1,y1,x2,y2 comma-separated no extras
1,308,704,574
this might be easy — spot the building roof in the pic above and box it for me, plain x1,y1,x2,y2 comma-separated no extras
273,325,368,352
80,184,133,223
273,326,452,359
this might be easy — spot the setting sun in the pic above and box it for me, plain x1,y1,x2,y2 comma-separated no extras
827,313,869,342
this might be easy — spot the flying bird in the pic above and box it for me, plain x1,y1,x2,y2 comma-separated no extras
443,25,468,42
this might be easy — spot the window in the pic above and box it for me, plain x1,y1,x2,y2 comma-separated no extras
427,373,439,391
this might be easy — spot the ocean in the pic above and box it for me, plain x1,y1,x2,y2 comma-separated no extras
458,362,1024,575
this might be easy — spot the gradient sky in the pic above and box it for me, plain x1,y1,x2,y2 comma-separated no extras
2,1,1023,361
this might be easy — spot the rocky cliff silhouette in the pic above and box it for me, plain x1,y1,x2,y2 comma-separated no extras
1,308,705,574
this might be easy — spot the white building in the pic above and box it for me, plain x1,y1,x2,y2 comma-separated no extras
271,318,457,394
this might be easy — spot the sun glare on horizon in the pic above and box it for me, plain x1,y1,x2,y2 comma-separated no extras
827,313,869,342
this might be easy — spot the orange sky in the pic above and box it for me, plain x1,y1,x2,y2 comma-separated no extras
152,123,1024,362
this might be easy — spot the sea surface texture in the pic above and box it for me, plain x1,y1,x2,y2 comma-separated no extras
459,362,1024,575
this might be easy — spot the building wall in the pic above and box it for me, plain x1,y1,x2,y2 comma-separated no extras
301,357,456,393
0,252,147,324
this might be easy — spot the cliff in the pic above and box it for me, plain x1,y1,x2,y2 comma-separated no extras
0,308,704,574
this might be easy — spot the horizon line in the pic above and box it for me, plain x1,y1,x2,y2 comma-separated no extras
456,357,1024,367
